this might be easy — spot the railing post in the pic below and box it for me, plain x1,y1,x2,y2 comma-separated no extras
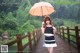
62,27,64,39
16,34,23,53
58,26,60,35
36,30,38,43
38,29,41,40
67,27,70,44
40,29,42,38
28,32,32,52
60,27,61,37
35,30,37,43
33,30,36,46
37,30,39,40
75,26,80,53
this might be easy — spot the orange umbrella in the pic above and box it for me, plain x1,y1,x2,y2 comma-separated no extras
29,2,55,16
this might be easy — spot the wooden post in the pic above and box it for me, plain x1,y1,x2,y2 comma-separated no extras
16,34,23,53
58,26,60,34
38,29,40,41
75,26,80,53
58,26,60,33
40,29,42,38
36,30,38,43
59,26,61,37
38,29,41,41
28,32,32,52
62,27,64,39
33,30,36,46
37,30,39,40
34,30,37,43
67,27,70,44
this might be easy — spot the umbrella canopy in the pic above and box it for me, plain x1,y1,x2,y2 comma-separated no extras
29,2,55,16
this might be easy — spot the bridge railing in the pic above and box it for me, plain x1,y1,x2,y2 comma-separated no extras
4,29,42,53
57,26,80,53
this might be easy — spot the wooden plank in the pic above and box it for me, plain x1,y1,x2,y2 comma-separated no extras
70,35,76,37
22,35,28,39
64,32,67,34
70,39,76,44
23,42,29,50
78,29,80,31
5,39,17,47
33,35,78,53
69,29,75,31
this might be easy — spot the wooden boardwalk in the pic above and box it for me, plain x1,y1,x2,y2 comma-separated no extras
33,35,78,53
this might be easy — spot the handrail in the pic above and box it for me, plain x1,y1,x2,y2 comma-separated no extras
4,29,42,53
57,26,80,53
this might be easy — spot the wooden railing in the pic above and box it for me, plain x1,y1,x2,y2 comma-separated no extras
4,29,42,53
57,26,80,53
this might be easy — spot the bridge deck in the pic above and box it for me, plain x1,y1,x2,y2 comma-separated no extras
33,35,78,53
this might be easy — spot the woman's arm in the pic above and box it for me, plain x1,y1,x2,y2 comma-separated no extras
53,27,57,34
41,26,45,34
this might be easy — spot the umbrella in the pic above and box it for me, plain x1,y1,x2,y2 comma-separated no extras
29,2,55,16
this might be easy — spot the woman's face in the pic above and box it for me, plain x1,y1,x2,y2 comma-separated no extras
46,20,50,25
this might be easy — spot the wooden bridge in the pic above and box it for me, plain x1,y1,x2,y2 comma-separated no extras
3,26,80,53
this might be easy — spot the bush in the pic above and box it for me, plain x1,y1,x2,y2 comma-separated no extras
53,18,64,26
29,20,42,28
6,30,18,36
0,29,3,36
19,21,35,34
3,21,18,30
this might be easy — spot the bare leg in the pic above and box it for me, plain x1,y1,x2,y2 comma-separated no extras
47,47,54,53
47,47,50,53
50,47,53,53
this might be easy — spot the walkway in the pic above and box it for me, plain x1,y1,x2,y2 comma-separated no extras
33,35,78,53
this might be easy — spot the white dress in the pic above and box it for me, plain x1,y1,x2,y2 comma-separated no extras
43,27,57,47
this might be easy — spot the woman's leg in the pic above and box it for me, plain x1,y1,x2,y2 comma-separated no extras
47,47,50,53
50,47,54,53
47,47,54,53
47,47,50,52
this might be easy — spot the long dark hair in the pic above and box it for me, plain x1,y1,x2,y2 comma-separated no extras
43,16,53,28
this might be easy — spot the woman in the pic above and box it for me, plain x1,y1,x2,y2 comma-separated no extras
41,16,57,53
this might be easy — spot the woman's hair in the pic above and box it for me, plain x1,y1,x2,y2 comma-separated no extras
43,16,53,28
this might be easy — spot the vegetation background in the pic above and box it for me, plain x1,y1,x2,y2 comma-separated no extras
0,0,80,49
0,0,80,36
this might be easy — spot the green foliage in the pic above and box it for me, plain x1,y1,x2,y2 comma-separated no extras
29,19,42,28
53,18,64,26
0,29,3,36
5,12,17,22
19,21,35,34
0,0,80,35
63,19,78,28
2,21,17,30
0,18,3,28
0,12,19,36
16,5,31,26
56,18,80,28
6,30,18,36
